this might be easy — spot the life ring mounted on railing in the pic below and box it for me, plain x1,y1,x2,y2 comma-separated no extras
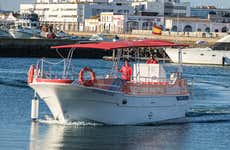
28,64,35,83
78,67,96,86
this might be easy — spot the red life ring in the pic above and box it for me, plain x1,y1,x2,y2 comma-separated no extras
28,64,35,83
78,67,96,86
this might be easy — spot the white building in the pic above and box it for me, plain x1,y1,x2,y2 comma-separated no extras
165,17,230,33
20,3,86,31
132,0,164,16
20,0,133,31
85,15,100,32
164,0,190,17
191,7,230,23
126,15,164,32
132,0,190,17
85,12,164,33
100,12,125,33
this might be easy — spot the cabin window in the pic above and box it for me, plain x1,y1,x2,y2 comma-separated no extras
183,52,186,54
200,53,204,56
212,55,216,57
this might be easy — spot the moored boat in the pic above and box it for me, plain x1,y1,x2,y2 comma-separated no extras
28,40,191,125
0,25,12,38
166,34,230,66
9,13,42,39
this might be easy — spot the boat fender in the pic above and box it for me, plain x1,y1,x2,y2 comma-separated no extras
78,67,96,86
28,65,35,83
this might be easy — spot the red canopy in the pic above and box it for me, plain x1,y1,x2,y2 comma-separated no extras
51,40,188,50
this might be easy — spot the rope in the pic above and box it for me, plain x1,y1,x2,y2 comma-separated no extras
56,48,65,59
42,59,65,65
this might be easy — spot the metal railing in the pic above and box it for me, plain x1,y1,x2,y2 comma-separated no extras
92,78,189,96
35,58,76,80
34,58,190,96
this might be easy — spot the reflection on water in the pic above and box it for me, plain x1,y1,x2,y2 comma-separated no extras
29,121,191,150
28,118,230,150
29,122,65,150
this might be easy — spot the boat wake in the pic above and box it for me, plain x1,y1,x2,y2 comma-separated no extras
38,111,230,127
38,115,103,127
187,107,230,117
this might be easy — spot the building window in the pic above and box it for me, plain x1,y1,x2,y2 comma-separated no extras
183,25,192,32
222,26,228,32
205,27,210,32
197,28,202,32
171,26,177,32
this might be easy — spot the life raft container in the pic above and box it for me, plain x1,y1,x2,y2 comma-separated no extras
28,64,35,83
78,67,96,86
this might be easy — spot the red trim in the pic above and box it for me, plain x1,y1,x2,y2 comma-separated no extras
143,82,168,85
36,78,73,84
129,81,169,85
28,65,34,83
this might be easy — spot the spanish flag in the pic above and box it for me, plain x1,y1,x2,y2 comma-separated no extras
152,26,162,35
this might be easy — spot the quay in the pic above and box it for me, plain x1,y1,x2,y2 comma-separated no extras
70,31,220,46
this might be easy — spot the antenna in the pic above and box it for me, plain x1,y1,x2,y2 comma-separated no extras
32,0,37,13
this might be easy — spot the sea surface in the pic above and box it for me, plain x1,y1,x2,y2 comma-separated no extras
0,58,230,150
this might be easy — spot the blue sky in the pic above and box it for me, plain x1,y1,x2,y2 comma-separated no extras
0,0,229,11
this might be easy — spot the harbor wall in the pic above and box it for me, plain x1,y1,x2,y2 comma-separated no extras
0,31,222,58
0,38,111,58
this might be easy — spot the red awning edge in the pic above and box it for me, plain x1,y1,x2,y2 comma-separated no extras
51,40,188,50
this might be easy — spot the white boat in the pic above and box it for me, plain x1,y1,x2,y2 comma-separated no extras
166,35,230,65
9,13,42,39
55,30,78,40
28,40,191,125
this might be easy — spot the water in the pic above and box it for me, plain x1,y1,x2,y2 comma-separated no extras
1,58,230,150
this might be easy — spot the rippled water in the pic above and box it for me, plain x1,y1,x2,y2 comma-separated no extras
0,58,230,150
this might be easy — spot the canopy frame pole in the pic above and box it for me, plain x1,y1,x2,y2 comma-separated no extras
63,48,75,79
110,49,116,77
178,48,183,79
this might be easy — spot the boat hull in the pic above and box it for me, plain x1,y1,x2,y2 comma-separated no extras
166,48,230,65
30,82,190,125
0,29,12,38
